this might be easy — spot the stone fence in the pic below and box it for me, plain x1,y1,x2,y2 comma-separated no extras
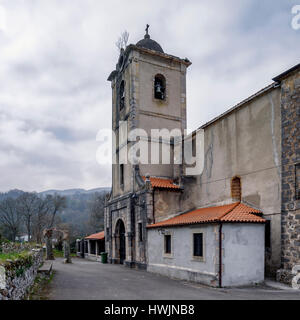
277,265,300,290
0,242,42,254
0,249,44,300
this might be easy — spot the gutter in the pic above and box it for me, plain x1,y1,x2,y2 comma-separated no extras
219,223,223,288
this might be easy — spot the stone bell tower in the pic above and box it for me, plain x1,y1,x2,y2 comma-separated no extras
105,26,191,268
108,26,191,199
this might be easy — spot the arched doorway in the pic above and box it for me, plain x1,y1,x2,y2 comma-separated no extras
115,219,126,264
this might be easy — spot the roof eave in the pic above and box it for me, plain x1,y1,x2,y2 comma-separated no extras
147,219,265,229
272,63,300,83
126,44,192,67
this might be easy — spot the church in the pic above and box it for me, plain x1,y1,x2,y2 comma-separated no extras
104,26,300,287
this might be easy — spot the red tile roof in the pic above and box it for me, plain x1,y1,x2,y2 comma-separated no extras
220,203,263,222
142,176,180,190
147,202,265,228
85,231,105,240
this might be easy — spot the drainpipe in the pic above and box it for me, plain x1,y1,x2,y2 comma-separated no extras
152,189,155,224
219,223,223,288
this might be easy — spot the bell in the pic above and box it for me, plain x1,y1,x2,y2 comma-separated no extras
155,83,162,93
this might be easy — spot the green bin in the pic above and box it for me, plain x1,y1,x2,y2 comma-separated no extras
101,252,107,264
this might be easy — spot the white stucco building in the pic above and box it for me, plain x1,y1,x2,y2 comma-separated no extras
147,202,265,287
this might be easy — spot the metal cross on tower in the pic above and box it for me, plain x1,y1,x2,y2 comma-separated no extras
145,24,149,35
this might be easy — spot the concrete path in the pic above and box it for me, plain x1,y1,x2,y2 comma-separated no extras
47,258,300,300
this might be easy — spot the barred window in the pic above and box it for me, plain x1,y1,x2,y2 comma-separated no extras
231,176,241,201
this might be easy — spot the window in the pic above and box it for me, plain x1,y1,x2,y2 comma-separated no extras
154,74,166,100
231,176,241,201
120,164,124,187
164,235,171,254
106,227,109,238
119,80,125,109
192,132,196,158
296,163,300,200
265,220,271,249
193,233,203,257
138,223,143,242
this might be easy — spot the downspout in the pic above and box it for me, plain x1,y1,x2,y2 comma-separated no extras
219,223,223,288
152,189,155,224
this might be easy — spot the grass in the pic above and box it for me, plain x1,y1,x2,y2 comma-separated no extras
0,251,31,263
27,271,56,300
53,249,76,258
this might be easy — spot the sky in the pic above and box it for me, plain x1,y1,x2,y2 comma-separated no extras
0,0,299,192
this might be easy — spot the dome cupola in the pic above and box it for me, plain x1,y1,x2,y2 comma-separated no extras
136,24,164,53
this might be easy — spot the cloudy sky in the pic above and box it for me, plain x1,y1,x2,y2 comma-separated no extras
0,0,299,192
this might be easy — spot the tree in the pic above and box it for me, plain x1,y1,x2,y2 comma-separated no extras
46,194,67,228
87,192,106,233
17,192,39,242
115,30,129,52
31,196,51,243
0,198,22,241
43,194,66,260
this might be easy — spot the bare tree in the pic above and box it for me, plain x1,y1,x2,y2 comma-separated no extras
87,192,106,233
31,196,51,243
45,194,67,228
17,192,39,242
0,198,22,241
43,194,67,259
115,30,129,52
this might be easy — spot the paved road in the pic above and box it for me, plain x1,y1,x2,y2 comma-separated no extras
47,258,300,300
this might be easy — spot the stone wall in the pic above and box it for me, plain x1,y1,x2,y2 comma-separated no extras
1,242,41,254
0,249,43,300
279,68,300,284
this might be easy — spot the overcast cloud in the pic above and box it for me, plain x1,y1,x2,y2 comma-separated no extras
0,0,299,192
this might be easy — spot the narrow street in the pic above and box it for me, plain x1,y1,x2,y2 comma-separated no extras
46,258,300,300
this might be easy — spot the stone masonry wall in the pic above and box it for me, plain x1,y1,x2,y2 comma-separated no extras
0,249,43,300
279,69,300,284
1,242,41,254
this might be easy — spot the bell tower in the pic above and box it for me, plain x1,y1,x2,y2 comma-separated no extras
107,26,191,198
105,26,191,267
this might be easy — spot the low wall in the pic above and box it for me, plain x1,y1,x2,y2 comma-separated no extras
277,266,300,289
1,242,40,254
85,253,101,262
276,269,293,286
147,263,218,287
0,249,43,300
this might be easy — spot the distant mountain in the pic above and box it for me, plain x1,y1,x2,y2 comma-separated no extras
0,187,111,237
39,187,111,196
0,189,25,200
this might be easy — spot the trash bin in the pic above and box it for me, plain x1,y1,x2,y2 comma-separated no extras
101,252,107,264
